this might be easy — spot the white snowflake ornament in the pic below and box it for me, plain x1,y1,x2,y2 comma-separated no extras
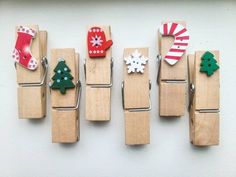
90,35,103,48
124,49,148,74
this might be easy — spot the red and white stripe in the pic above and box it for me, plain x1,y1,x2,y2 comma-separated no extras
159,22,189,65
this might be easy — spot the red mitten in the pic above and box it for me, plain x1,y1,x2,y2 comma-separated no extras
87,27,113,58
13,26,38,70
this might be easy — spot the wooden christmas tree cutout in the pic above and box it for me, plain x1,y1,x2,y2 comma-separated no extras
50,58,75,94
200,51,219,76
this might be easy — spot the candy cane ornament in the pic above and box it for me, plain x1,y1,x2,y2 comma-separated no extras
159,22,190,65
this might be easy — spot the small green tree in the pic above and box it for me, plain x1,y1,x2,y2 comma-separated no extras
51,58,75,94
200,51,219,76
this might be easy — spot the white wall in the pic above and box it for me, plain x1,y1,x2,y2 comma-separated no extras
0,0,236,177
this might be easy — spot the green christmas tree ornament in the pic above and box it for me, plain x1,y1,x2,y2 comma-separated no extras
200,51,219,76
51,58,75,94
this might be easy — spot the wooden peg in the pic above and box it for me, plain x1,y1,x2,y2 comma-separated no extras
15,25,47,119
188,51,220,146
50,49,80,143
158,21,188,117
123,48,150,145
85,25,113,121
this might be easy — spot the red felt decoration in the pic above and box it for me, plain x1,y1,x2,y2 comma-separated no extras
13,26,38,70
87,27,113,58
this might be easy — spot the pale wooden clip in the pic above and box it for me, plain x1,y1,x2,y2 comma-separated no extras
16,25,47,119
188,51,220,146
158,21,187,117
122,48,151,145
50,48,81,143
85,25,113,121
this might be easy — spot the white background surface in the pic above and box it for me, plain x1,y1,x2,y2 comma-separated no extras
0,0,236,177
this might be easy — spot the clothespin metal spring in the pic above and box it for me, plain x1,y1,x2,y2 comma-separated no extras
84,58,113,88
49,80,82,111
121,80,152,112
16,57,48,87
156,54,187,84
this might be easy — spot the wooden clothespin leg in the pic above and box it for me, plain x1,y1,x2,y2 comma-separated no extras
85,25,113,121
50,49,81,143
123,48,151,145
14,25,48,119
188,51,220,146
158,21,189,117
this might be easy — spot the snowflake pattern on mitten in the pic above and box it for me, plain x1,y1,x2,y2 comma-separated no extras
124,49,148,74
87,27,113,58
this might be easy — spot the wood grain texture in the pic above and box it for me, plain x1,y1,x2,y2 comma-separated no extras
189,51,220,146
158,21,187,117
85,25,112,121
187,54,195,84
85,87,111,121
39,31,47,58
51,52,80,143
189,108,194,143
18,86,46,118
52,110,79,143
125,111,150,145
188,54,195,142
39,31,47,118
17,29,47,119
193,51,220,110
158,21,187,81
86,25,112,85
123,48,149,109
123,48,150,145
16,25,43,84
192,112,219,146
50,48,78,108
159,82,186,116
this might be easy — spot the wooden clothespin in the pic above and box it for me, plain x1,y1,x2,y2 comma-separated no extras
13,25,48,119
188,51,220,146
85,25,113,121
157,21,189,117
122,48,151,145
50,48,81,143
